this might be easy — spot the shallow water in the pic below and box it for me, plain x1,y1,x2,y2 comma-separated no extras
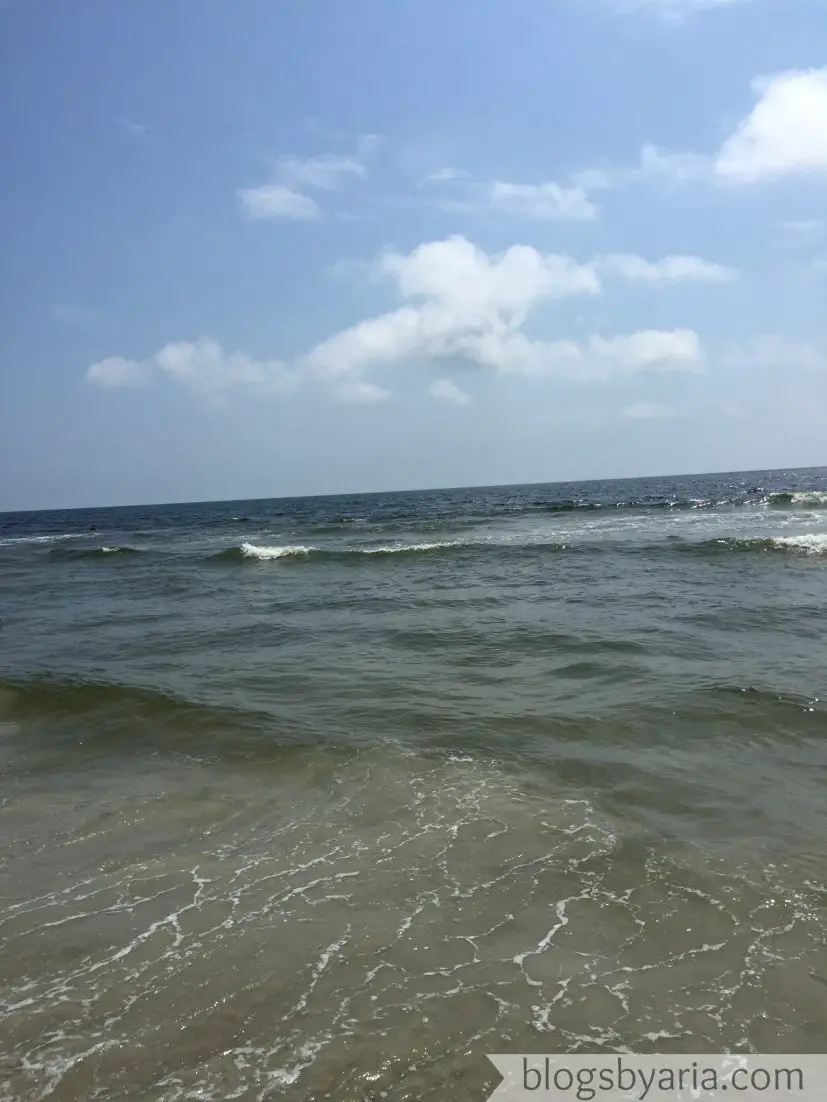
2,468,827,1100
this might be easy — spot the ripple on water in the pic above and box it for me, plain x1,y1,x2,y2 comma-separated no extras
2,745,827,1100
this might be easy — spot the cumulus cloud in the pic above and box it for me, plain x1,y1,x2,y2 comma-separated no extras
239,136,378,221
714,69,827,183
87,237,708,403
429,378,470,404
299,237,703,382
87,338,294,394
489,180,599,221
298,236,600,380
574,69,827,195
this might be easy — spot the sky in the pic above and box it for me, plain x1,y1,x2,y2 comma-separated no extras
1,0,826,510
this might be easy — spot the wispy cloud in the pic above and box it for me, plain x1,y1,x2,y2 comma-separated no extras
118,118,151,140
429,378,470,404
780,220,823,244
53,304,100,327
596,253,738,282
424,167,470,183
87,356,148,388
421,170,601,221
238,184,319,221
239,135,380,222
603,0,747,20
723,335,826,371
620,401,676,419
277,153,368,192
489,180,599,221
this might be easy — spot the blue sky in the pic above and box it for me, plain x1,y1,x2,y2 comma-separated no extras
1,0,826,509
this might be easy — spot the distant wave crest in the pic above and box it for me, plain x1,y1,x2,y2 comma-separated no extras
0,533,85,548
49,545,142,559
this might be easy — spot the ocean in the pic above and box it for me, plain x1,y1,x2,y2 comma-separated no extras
1,467,827,1101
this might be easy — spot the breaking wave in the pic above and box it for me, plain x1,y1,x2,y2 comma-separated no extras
211,541,463,563
691,534,827,556
225,543,314,561
210,533,827,564
762,491,827,507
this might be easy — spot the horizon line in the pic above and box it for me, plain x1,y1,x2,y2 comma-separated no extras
2,462,825,515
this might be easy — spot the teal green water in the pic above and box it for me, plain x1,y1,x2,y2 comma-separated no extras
1,469,827,1100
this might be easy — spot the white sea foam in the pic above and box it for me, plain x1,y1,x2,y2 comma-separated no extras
363,541,460,554
239,543,312,560
237,540,460,560
791,491,827,506
772,533,827,554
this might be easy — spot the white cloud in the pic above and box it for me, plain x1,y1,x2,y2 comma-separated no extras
300,237,702,383
87,238,705,403
620,401,676,419
381,236,599,310
574,69,827,194
572,144,709,194
429,378,470,404
585,330,700,375
638,143,709,183
489,180,599,221
87,338,294,394
715,69,827,183
239,184,319,221
86,356,148,388
598,253,738,282
238,136,378,221
300,236,600,380
278,153,367,191
427,328,701,380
